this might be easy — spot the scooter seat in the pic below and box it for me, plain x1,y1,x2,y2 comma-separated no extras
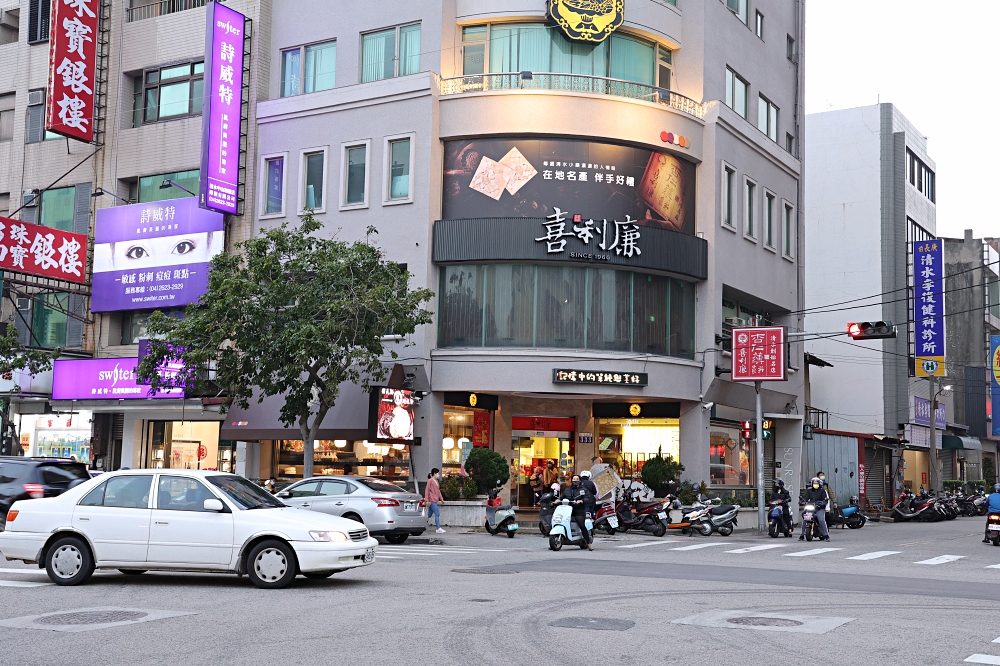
711,505,736,515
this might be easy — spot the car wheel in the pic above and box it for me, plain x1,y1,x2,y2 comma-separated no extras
118,569,147,576
247,540,297,589
384,534,409,545
45,536,94,586
303,571,339,579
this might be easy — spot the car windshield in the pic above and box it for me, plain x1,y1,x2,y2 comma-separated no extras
207,475,285,509
356,478,407,494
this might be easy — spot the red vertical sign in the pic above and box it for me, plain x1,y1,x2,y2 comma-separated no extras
731,326,787,382
45,0,99,142
472,411,491,448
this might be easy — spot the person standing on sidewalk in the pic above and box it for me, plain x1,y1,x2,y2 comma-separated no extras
425,468,445,534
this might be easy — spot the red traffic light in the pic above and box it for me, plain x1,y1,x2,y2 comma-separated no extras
846,321,896,340
740,420,754,439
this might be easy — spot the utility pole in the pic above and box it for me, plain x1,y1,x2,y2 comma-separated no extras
927,375,937,493
755,380,765,531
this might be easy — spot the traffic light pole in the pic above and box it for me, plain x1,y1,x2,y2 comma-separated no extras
928,375,940,494
755,381,765,531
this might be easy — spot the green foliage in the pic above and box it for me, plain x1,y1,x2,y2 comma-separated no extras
136,214,433,477
677,480,696,505
639,447,685,497
441,475,462,501
943,480,965,492
985,457,997,486
461,476,480,499
0,326,58,389
464,447,509,494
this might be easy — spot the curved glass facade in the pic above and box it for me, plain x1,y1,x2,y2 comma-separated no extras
438,264,695,358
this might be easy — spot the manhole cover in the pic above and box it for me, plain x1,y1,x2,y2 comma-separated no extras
549,617,635,631
451,569,518,575
468,599,494,603
35,611,148,626
727,617,804,627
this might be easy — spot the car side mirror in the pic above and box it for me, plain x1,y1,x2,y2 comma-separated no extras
276,491,291,499
203,499,224,512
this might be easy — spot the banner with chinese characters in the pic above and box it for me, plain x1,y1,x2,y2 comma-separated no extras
731,326,786,382
552,369,649,386
0,216,87,283
91,198,224,312
443,137,696,235
913,241,945,377
45,0,99,142
199,2,246,214
991,335,1000,436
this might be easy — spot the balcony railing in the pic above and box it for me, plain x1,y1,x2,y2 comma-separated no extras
126,0,206,23
439,72,705,120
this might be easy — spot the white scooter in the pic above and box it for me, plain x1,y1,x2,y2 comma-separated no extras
548,498,593,551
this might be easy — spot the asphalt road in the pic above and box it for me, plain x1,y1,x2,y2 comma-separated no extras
3,516,1000,665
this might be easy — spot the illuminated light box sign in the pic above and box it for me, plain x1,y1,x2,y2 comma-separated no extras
45,0,99,141
91,198,224,312
52,358,184,400
368,387,415,442
731,326,787,382
553,369,648,386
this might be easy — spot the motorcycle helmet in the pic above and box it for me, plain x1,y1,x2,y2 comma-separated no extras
994,484,1000,493
774,479,785,489
810,477,821,488
580,470,592,479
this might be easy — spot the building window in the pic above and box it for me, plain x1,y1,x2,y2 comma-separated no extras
0,93,13,142
710,424,756,487
906,148,935,203
785,133,795,154
281,40,336,97
137,169,199,203
783,202,794,257
764,191,776,249
907,217,933,244
743,178,756,240
462,25,487,75
787,35,795,60
438,265,696,359
0,192,9,217
384,135,413,203
27,0,50,44
261,155,286,216
121,308,182,345
755,11,764,38
725,67,748,119
300,148,327,212
32,293,68,348
137,62,204,125
597,417,680,476
727,0,748,25
39,186,75,231
341,142,369,208
657,46,672,90
757,95,778,142
722,163,736,229
361,23,421,83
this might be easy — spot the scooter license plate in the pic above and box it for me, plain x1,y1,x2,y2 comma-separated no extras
608,516,619,528
657,511,667,520
508,523,519,531
989,525,1000,531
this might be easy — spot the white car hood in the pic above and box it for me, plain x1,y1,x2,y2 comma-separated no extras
237,507,365,533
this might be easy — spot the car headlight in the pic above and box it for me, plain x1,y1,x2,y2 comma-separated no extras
310,531,348,542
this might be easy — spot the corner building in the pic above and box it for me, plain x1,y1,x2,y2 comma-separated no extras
245,0,807,503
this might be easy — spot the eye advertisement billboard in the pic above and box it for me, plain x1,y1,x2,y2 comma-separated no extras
91,197,224,312
442,137,696,235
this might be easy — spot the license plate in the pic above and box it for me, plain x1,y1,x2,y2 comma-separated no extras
404,502,416,511
657,511,667,520
608,516,619,528
990,525,1000,531
364,548,375,563
508,523,518,531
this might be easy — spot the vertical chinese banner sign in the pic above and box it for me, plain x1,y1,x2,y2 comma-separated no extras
472,411,491,448
990,335,1000,437
46,0,99,142
913,241,946,377
199,2,246,214
730,326,787,382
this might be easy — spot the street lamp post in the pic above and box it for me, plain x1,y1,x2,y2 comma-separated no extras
927,377,952,494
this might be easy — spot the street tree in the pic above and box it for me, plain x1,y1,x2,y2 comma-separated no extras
0,325,59,381
136,214,434,478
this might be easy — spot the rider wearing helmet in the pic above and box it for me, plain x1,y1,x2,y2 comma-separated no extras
579,470,599,517
772,478,792,532
982,483,1000,543
800,477,831,542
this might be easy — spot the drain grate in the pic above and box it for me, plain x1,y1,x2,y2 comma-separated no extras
727,616,803,628
549,617,635,632
35,611,148,626
451,569,518,575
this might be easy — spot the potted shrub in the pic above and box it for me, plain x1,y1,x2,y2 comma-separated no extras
465,447,510,495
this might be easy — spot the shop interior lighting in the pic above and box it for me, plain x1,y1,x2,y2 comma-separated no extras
334,440,347,448
442,437,455,450
391,443,405,450
458,438,471,449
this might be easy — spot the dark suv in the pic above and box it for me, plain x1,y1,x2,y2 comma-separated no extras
0,457,90,528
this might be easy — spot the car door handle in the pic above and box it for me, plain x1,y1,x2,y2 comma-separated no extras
301,503,310,507
155,521,169,525
335,502,344,506
77,517,89,521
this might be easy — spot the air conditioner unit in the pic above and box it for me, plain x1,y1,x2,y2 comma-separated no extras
16,298,30,310
27,90,43,106
724,317,747,327
22,189,38,207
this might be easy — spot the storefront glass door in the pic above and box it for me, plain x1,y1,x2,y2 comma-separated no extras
513,432,573,507
147,421,221,470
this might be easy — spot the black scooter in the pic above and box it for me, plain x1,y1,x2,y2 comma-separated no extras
538,489,558,536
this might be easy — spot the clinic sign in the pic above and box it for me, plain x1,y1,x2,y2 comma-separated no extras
991,335,1000,436
51,358,183,400
913,241,945,377
91,198,224,312
199,2,246,214
731,326,787,382
45,0,99,142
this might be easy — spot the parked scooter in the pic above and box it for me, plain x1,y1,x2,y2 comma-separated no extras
826,495,867,529
537,483,560,536
548,498,594,551
768,498,792,538
683,495,738,536
592,501,620,535
614,487,668,536
484,481,518,538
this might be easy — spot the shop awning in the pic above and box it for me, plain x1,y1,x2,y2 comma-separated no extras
942,435,982,451
219,384,371,441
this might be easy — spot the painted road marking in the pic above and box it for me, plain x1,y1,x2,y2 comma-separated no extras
845,551,901,561
783,548,843,557
915,555,965,565
985,564,1000,569
965,655,1000,664
617,540,681,549
726,544,789,553
0,568,48,575
374,555,402,559
670,543,730,551
992,637,1000,644
0,580,52,587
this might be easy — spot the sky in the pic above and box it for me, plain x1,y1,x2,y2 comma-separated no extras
806,1,996,240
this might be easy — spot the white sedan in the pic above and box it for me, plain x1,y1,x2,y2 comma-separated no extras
0,469,378,589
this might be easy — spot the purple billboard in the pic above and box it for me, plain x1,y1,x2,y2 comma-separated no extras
52,358,184,400
199,2,246,215
91,197,224,312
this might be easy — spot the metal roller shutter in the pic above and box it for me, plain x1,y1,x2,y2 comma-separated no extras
865,446,888,509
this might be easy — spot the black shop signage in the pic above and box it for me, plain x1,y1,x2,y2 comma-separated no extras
553,369,648,386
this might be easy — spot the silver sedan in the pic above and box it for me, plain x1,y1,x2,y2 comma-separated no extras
277,476,425,544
